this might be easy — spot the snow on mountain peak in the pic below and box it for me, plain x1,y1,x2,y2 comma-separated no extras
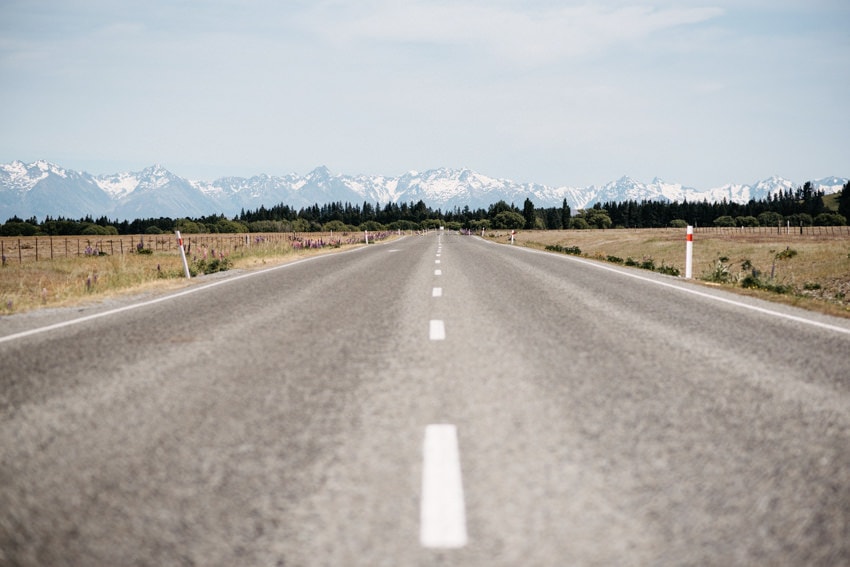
1,159,847,221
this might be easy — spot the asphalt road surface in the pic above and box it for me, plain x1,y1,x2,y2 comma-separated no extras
1,232,849,566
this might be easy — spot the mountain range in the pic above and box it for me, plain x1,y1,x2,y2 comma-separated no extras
1,160,846,221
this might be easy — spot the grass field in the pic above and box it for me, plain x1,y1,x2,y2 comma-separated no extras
0,231,388,314
487,227,850,319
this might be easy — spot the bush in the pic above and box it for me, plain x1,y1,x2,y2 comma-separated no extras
757,211,784,227
713,215,736,227
703,257,732,283
656,263,680,276
545,244,581,255
735,216,759,227
813,213,847,226
740,274,791,294
192,256,232,275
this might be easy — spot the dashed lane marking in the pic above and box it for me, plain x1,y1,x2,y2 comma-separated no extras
420,424,468,548
429,320,446,340
432,287,442,297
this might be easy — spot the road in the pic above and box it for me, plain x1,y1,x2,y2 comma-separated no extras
1,232,849,566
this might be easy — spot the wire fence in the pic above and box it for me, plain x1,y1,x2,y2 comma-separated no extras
695,225,850,236
0,231,378,265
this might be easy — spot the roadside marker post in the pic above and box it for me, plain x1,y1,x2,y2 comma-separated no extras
365,230,369,245
685,225,693,279
176,230,191,278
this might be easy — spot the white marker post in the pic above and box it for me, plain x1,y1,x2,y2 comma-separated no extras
685,225,693,279
510,230,515,244
176,230,191,278
365,230,369,245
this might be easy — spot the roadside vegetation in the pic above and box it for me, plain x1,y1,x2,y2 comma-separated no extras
501,228,850,319
0,231,393,314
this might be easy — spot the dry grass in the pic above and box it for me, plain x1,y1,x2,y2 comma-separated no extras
489,228,850,319
1,232,387,314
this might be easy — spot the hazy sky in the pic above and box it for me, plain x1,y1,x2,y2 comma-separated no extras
1,0,848,188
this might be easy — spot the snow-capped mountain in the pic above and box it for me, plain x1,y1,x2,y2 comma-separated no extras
0,159,846,221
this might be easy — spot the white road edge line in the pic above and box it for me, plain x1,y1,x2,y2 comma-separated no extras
489,238,850,337
420,424,468,549
429,320,446,340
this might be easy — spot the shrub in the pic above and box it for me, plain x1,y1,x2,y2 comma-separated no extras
735,216,759,227
656,263,680,276
545,244,581,255
740,274,791,294
813,213,847,226
192,256,232,275
703,257,732,283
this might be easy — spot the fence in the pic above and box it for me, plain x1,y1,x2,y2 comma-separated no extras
695,225,850,236
0,232,372,265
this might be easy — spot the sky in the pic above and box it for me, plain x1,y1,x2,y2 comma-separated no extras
1,0,848,189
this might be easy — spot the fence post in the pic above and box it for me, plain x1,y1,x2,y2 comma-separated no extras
176,231,191,278
685,225,693,279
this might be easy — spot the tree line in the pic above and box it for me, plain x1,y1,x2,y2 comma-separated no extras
2,181,848,236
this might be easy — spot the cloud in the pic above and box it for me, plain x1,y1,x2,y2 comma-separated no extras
307,1,724,65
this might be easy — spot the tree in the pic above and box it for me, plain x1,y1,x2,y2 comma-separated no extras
522,198,536,229
714,215,736,227
813,212,846,226
492,211,526,230
488,200,514,217
735,216,759,227
838,181,850,221
561,199,571,229
0,221,39,236
569,217,590,229
582,207,612,229
757,211,784,227
322,220,351,232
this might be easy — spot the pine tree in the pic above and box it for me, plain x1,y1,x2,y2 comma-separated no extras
838,181,850,222
522,198,536,229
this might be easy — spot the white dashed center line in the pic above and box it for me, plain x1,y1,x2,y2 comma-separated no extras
432,287,442,297
435,269,442,276
429,320,446,341
420,424,468,549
